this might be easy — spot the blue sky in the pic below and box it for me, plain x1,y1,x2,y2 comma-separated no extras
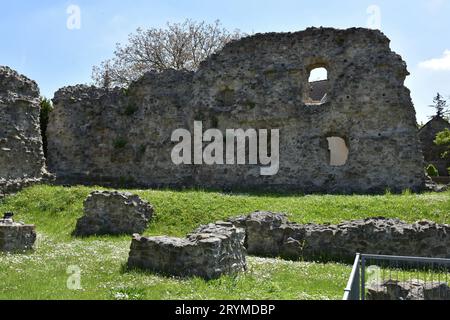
0,0,449,123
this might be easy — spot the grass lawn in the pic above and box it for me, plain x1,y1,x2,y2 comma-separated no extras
0,184,449,300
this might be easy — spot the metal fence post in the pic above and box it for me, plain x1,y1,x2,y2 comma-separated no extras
355,255,360,300
343,253,361,300
361,255,366,301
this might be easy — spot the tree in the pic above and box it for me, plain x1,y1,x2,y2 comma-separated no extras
100,61,112,89
429,93,449,119
39,97,53,158
92,20,244,88
435,128,450,159
435,128,450,175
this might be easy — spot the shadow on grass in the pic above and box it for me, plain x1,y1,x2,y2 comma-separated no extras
120,262,244,283
49,178,431,197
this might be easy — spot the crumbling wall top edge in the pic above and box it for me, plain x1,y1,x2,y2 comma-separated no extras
0,65,40,100
53,68,194,105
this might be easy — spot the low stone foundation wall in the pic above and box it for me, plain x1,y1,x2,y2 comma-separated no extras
0,177,47,198
127,222,246,279
367,280,450,300
229,212,450,262
74,191,154,237
0,220,36,253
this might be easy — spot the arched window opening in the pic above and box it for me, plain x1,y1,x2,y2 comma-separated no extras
327,137,349,166
309,67,328,82
304,66,329,105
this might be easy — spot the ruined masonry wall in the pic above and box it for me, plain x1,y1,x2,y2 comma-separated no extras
47,28,425,193
0,66,46,195
127,222,247,279
229,212,450,261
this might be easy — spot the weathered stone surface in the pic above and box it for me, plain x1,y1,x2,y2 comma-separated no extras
419,116,450,176
367,280,450,300
0,177,44,198
127,222,246,279
47,28,425,194
74,191,154,237
425,179,449,192
229,212,450,261
47,71,194,188
0,66,47,195
0,217,36,253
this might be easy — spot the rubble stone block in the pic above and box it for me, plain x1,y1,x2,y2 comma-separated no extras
0,219,36,253
127,222,246,279
367,280,450,300
74,191,154,237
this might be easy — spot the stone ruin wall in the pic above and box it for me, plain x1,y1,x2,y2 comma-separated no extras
128,222,247,280
367,280,450,300
48,71,195,188
0,220,36,253
74,191,154,237
189,27,424,192
0,66,46,195
229,212,450,261
0,27,418,194
418,117,450,176
47,28,425,193
124,210,449,280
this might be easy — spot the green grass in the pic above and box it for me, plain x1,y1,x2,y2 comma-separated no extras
0,237,350,300
0,184,448,300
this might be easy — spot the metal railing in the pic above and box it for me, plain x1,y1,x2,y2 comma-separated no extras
343,254,450,300
343,254,361,300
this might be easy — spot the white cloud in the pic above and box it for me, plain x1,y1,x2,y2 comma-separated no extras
419,50,450,71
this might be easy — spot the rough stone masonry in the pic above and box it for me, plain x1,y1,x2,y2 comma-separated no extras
0,66,47,196
367,280,450,301
47,27,425,194
74,191,154,237
229,212,450,261
127,222,247,279
0,215,36,253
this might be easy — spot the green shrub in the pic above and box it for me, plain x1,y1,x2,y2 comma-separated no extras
426,164,439,177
